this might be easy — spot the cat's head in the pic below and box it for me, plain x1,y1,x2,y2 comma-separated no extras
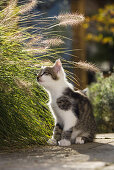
37,59,66,90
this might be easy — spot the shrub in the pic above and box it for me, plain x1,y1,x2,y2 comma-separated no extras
89,74,114,133
0,0,54,148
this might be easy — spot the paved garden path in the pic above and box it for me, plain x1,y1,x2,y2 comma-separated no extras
0,134,114,170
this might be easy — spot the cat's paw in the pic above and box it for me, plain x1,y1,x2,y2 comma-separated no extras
58,139,71,146
75,137,85,144
47,138,57,146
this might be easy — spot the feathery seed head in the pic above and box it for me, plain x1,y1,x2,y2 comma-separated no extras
42,38,64,47
15,78,32,89
19,0,37,14
75,61,100,72
57,13,85,26
24,47,49,54
26,36,43,47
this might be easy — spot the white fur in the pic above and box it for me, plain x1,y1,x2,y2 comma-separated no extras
51,102,77,131
58,139,71,146
71,130,81,140
75,137,84,144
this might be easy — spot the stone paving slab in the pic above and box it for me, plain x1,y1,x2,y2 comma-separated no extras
0,134,114,170
95,134,114,139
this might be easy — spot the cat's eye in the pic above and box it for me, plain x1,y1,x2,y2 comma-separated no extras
44,72,49,75
40,72,49,76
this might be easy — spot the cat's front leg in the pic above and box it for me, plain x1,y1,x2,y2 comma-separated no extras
58,128,72,146
48,123,63,145
47,138,57,146
54,123,63,142
58,111,77,146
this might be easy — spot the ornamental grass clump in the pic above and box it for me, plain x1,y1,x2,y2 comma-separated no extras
0,0,54,148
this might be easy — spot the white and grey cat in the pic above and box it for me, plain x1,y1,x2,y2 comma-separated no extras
37,59,96,146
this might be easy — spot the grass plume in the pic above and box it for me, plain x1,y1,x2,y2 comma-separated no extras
19,0,37,14
42,38,64,47
57,13,85,26
24,47,49,54
75,61,100,72
26,36,43,47
46,13,85,30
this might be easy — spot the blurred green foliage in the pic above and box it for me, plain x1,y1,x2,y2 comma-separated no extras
89,74,114,133
0,1,54,148
84,5,114,46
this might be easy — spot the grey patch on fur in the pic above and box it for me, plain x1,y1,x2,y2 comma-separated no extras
82,136,93,143
72,103,80,118
56,123,63,130
61,128,73,140
54,124,63,142
56,96,72,111
37,67,58,81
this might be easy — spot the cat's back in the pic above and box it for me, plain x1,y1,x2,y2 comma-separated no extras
63,87,94,118
63,87,89,103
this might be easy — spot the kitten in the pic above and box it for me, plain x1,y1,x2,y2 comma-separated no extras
37,59,96,146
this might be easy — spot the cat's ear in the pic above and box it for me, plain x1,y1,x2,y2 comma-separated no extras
53,59,62,73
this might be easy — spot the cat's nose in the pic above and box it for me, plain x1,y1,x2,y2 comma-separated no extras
37,76,40,82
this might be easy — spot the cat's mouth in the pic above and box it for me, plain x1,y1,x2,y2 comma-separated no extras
37,77,43,83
